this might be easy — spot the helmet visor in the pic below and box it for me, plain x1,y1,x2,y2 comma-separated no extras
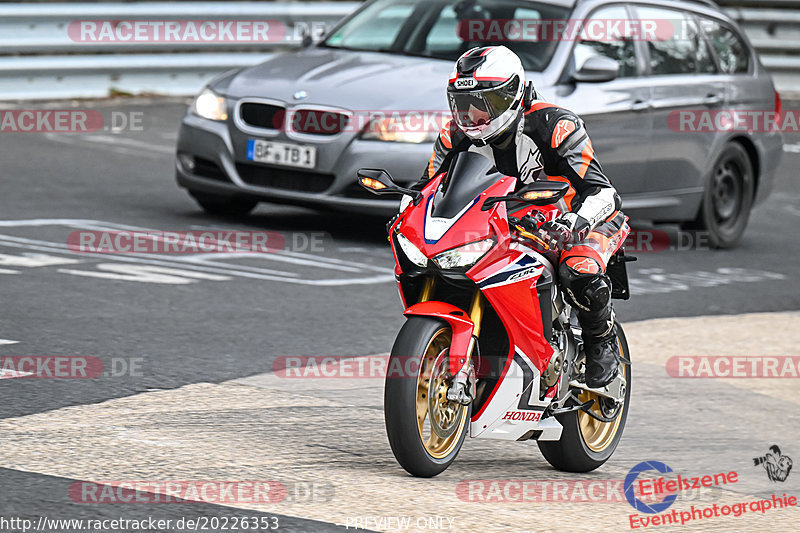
448,76,520,131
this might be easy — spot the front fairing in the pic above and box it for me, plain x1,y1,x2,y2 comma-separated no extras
394,174,515,261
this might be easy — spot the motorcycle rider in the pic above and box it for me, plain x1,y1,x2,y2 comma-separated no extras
411,45,629,388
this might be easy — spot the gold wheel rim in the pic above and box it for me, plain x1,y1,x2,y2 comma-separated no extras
578,337,627,453
415,328,468,459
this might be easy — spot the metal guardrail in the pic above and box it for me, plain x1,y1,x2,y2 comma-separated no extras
0,1,798,100
0,2,359,100
719,0,800,95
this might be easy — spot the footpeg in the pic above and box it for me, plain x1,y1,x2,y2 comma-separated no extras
549,399,594,416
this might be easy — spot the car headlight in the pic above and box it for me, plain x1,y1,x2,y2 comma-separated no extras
192,88,228,121
361,116,438,143
396,232,428,267
432,239,494,270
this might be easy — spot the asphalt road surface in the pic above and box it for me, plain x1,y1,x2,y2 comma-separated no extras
1,98,799,532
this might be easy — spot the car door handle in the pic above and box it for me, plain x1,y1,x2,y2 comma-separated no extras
704,93,722,105
632,99,651,112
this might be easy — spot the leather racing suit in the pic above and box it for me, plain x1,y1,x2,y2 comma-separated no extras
415,100,630,387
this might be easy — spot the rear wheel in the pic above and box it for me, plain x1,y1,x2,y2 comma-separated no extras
190,192,258,217
682,143,754,249
384,317,470,477
538,323,631,472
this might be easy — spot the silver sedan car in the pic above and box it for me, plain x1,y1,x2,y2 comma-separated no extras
175,0,782,247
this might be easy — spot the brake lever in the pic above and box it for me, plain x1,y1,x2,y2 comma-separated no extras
512,223,552,251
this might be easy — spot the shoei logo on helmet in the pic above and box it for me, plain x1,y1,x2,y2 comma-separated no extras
454,78,478,90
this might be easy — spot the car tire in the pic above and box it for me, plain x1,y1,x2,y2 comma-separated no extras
190,192,258,217
682,143,754,249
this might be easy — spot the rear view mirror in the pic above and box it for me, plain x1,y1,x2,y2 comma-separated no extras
357,168,417,196
573,55,619,83
517,180,569,204
482,180,569,210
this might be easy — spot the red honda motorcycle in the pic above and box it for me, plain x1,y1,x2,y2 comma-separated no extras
359,151,633,477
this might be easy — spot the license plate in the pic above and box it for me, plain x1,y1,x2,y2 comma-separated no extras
246,139,316,169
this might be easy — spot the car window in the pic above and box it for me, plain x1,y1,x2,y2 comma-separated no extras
572,5,638,78
635,6,702,75
322,0,571,72
326,2,416,49
698,17,750,74
425,6,459,52
514,7,543,20
687,16,717,74
423,5,543,53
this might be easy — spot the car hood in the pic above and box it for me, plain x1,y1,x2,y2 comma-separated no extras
219,47,547,112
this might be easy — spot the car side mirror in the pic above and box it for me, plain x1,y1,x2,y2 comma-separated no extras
572,55,619,83
357,168,418,197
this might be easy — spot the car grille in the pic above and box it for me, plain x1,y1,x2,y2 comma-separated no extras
239,102,285,130
236,163,334,192
289,109,349,135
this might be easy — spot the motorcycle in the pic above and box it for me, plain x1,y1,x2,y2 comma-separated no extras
358,151,634,477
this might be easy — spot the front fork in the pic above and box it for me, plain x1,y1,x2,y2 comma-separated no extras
416,277,485,405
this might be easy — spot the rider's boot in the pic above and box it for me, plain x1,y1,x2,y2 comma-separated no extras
560,265,620,388
579,304,620,389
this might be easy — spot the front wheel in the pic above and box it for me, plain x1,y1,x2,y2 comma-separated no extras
538,322,631,472
384,317,470,477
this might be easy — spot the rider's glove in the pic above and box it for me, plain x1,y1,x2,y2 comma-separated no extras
540,213,590,249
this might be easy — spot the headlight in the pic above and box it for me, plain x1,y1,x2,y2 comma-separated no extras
192,88,228,121
396,232,428,267
432,239,494,270
360,116,438,143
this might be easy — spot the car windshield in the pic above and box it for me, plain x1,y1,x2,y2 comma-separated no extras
321,0,571,71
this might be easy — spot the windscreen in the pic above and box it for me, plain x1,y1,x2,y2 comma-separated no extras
431,151,502,218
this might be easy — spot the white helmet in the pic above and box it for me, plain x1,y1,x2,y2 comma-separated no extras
447,46,526,145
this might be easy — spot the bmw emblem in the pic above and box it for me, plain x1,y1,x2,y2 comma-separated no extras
293,90,308,100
